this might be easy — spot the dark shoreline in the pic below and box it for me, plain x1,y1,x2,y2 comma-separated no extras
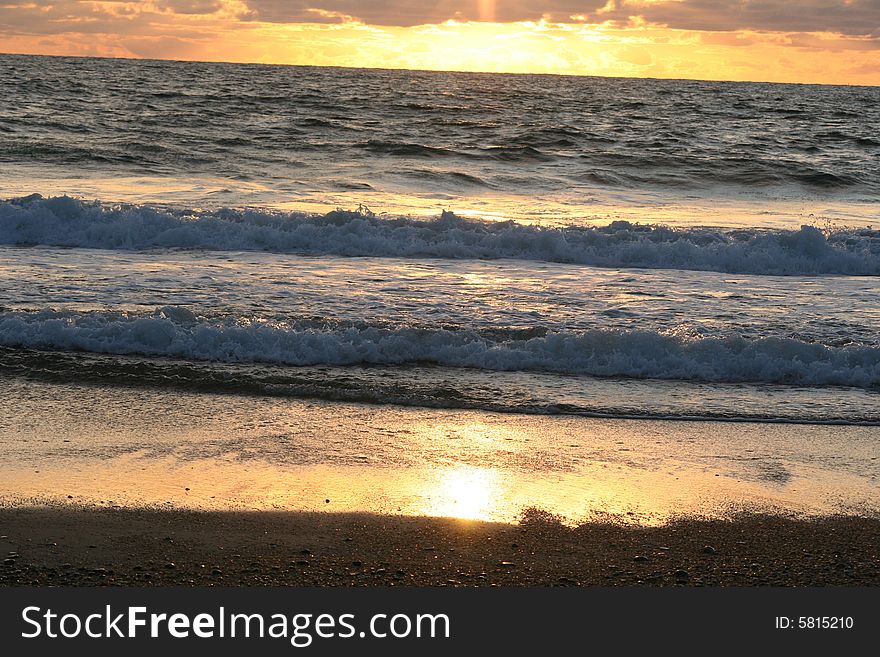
1,507,878,587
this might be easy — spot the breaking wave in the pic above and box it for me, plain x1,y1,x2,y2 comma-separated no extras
1,307,878,388
2,195,879,275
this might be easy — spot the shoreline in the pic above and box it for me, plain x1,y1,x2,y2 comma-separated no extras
4,378,878,526
2,507,878,587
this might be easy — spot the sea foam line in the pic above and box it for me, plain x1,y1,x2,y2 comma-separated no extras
1,194,879,275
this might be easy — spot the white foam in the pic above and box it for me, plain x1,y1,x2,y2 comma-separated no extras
2,308,878,388
2,195,878,275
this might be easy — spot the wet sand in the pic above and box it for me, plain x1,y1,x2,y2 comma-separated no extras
3,380,879,526
1,507,878,586
2,381,878,587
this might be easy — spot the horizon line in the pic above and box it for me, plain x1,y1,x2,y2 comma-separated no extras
2,51,877,89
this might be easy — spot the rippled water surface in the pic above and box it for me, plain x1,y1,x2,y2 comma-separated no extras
2,54,879,226
1,54,879,424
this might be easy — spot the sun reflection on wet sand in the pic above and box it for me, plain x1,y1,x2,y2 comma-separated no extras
1,455,877,527
420,466,501,521
0,381,878,526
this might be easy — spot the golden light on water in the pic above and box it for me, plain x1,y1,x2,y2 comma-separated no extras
2,385,878,525
421,465,500,521
2,450,877,527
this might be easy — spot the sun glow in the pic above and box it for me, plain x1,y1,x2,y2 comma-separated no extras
478,0,495,23
422,466,500,521
0,5,877,85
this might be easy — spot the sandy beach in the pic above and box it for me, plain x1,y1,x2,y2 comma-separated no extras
0,377,877,588
2,507,878,587
1,377,878,588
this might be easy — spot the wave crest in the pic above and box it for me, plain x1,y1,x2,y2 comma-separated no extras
2,195,879,275
1,308,878,388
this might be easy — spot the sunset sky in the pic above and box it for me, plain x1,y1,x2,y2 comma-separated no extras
1,1,879,85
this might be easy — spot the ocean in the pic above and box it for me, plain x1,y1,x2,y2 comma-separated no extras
2,53,879,425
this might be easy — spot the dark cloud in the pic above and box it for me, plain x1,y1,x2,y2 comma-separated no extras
155,1,223,14
240,1,606,26
1,1,878,40
0,1,222,37
242,1,880,37
605,0,880,38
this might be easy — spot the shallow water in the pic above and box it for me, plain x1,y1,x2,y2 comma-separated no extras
1,380,877,524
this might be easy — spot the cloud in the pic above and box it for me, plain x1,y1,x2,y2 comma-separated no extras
2,1,879,37
605,0,880,38
240,1,880,37
1,1,878,84
0,1,232,37
240,1,605,26
155,1,224,14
